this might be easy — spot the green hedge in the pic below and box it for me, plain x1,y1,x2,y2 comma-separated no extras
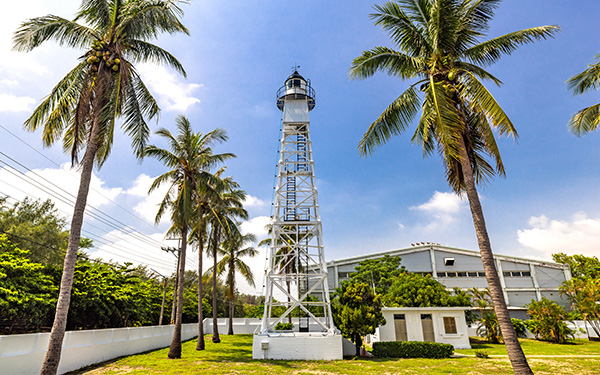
372,341,454,358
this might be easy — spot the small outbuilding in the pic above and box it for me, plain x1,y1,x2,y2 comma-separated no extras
375,307,471,349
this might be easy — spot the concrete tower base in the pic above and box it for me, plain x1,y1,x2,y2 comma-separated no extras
252,333,343,360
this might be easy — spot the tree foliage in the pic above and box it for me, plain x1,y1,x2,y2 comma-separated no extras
332,281,385,356
382,273,471,308
552,252,600,280
0,197,92,266
349,255,405,294
560,278,600,338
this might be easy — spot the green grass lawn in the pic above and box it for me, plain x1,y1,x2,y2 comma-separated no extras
70,335,600,375
456,337,600,356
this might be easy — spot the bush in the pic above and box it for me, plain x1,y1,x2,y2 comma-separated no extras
511,318,527,338
474,349,489,358
526,298,575,344
274,322,293,331
372,341,454,358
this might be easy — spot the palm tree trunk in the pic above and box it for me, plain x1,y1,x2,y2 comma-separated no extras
211,226,221,343
228,264,234,335
457,136,532,375
168,227,187,359
40,101,104,375
196,222,205,351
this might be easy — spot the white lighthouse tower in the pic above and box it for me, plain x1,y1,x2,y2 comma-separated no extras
252,69,342,360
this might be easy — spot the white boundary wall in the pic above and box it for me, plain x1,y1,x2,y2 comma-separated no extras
467,320,598,339
0,323,198,375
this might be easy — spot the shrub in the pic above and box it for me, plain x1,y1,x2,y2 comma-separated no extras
474,350,489,359
511,318,527,338
372,341,453,358
526,298,575,344
274,322,293,331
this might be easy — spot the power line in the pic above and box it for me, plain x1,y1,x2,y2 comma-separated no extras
0,154,166,249
0,194,175,270
0,124,163,234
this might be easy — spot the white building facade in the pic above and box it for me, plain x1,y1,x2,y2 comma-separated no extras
317,244,572,319
376,307,472,349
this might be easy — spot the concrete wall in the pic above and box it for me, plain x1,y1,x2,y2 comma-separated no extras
252,333,343,360
468,320,599,340
0,323,198,375
203,317,334,335
377,307,471,349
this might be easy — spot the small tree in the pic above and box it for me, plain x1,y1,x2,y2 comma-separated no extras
526,298,574,344
333,282,385,356
560,278,600,338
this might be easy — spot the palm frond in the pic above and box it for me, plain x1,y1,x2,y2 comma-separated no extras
458,71,517,137
568,103,600,136
349,46,423,80
125,39,186,77
118,0,189,40
75,0,111,30
358,85,421,156
463,25,560,66
567,54,600,95
370,2,432,56
13,16,97,51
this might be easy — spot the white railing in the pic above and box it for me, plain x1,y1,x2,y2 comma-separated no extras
0,323,198,375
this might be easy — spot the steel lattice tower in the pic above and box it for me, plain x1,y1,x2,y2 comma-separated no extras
258,70,335,335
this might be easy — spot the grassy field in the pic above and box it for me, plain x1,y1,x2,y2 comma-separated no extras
70,335,600,375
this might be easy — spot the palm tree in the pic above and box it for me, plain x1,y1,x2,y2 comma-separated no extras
206,176,248,343
349,1,558,373
12,1,188,373
215,229,258,334
189,167,229,351
258,226,300,324
145,116,232,358
567,54,600,134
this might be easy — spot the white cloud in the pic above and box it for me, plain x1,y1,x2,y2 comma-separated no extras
398,222,405,230
0,164,121,217
126,173,171,225
517,213,600,258
240,215,271,239
0,93,36,112
411,191,466,226
243,195,266,208
137,64,201,112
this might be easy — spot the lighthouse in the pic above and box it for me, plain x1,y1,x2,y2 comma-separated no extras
252,69,342,360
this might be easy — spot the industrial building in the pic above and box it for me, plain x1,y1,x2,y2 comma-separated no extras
317,244,572,319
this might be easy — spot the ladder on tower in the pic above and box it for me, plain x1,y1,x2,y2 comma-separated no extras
285,176,296,221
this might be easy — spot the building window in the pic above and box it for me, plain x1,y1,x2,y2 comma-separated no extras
467,272,478,277
457,272,467,277
443,317,457,334
444,257,455,266
521,271,531,277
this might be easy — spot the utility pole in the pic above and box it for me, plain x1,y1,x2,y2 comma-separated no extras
162,241,181,325
151,269,169,326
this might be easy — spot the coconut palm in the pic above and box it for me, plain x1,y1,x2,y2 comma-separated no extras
206,176,248,343
214,229,258,334
145,116,233,358
350,1,558,373
189,167,228,351
258,226,302,324
12,1,188,373
567,54,600,134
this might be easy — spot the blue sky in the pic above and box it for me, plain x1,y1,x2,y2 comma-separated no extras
1,1,600,294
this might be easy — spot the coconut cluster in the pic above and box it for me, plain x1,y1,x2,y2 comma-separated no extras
87,40,120,72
